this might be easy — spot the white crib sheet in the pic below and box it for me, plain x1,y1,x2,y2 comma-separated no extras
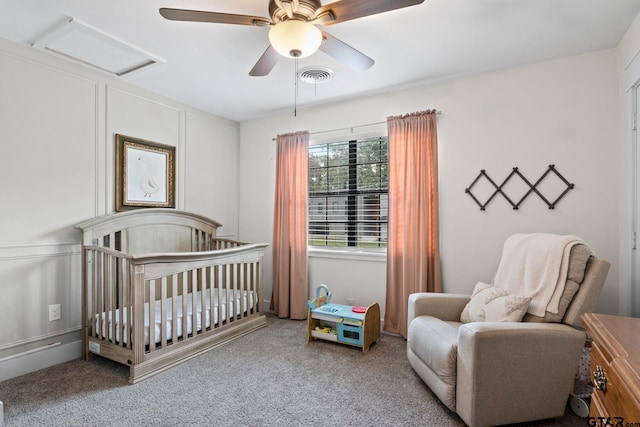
96,289,255,346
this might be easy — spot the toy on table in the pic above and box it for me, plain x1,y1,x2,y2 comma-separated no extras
307,284,332,310
314,325,337,335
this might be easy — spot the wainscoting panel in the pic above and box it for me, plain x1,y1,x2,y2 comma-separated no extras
106,85,183,211
0,48,98,243
184,111,240,237
0,36,243,381
0,242,83,380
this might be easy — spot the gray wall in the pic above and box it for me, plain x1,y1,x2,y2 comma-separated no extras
2,8,640,381
239,47,627,322
0,38,240,381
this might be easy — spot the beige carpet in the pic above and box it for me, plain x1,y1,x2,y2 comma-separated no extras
0,315,584,426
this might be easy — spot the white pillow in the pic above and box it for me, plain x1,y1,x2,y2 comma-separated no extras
460,282,531,323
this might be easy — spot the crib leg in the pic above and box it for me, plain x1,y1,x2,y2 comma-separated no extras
82,329,89,361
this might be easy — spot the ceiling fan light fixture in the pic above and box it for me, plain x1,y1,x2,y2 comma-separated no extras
268,20,322,58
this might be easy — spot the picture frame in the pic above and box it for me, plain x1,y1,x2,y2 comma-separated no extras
115,134,175,211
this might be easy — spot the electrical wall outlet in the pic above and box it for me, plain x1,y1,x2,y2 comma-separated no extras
346,298,355,306
48,304,61,321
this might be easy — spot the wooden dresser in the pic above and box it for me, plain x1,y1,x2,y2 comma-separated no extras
581,313,640,422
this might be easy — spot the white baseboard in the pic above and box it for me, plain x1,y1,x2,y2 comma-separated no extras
0,340,81,382
263,299,272,313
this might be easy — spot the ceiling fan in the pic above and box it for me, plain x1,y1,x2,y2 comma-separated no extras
159,0,425,76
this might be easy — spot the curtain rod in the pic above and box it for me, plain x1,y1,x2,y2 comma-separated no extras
271,110,442,141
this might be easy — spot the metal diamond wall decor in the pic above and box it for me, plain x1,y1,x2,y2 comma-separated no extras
465,165,574,211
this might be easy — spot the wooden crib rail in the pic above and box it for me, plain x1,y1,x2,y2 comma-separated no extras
81,241,267,382
82,246,135,363
211,237,247,250
76,208,223,253
139,261,261,351
77,210,268,383
129,243,267,275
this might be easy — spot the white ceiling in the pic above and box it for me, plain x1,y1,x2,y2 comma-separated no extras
1,0,639,122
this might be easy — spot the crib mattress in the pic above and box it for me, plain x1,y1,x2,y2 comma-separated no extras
96,289,255,346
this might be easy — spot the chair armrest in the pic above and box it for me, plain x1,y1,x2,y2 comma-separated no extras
455,322,586,426
408,293,470,324
457,321,585,361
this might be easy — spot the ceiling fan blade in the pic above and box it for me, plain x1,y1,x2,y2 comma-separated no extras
317,0,425,25
249,45,280,76
159,8,271,26
319,32,374,72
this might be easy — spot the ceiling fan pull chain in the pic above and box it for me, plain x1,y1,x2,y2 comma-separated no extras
294,55,298,117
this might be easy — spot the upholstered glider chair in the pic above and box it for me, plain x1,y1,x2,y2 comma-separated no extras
407,234,610,427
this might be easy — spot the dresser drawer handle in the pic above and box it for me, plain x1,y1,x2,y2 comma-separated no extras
593,365,607,393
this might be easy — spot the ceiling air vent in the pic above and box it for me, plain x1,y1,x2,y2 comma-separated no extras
298,66,334,84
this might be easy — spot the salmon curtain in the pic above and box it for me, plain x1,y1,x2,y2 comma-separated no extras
384,110,442,337
271,131,309,319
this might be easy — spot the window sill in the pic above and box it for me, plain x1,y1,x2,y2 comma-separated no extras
308,247,387,262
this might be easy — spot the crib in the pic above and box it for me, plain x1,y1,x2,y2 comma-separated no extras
76,209,268,383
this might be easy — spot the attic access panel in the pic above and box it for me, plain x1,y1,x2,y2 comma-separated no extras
30,17,165,76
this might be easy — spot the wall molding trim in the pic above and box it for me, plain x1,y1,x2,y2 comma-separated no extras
625,46,640,91
0,327,81,353
0,242,81,261
0,340,81,382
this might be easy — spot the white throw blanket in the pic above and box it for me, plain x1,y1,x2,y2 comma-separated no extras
493,233,584,317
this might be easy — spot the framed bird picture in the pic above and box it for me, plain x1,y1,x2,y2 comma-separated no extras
115,134,176,211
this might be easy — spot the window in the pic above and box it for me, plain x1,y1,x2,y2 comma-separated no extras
308,136,388,249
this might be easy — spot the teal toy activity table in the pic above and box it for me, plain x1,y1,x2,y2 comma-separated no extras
307,286,380,352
